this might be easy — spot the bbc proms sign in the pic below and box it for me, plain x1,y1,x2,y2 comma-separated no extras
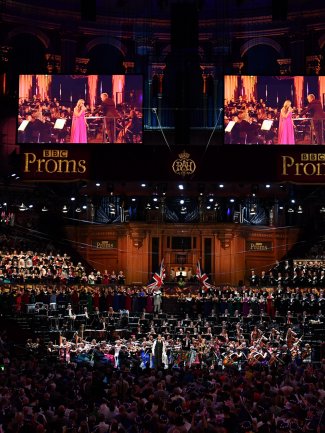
22,147,89,180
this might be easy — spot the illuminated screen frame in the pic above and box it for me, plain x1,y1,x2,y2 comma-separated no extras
17,74,143,145
223,75,325,145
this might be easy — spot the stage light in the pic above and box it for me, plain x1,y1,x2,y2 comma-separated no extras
19,203,28,211
131,198,136,202
28,204,33,208
96,183,100,187
75,207,82,213
291,199,295,203
230,198,235,203
62,205,68,213
178,184,184,190
207,206,211,209
320,207,325,213
180,199,185,204
297,206,303,214
153,197,158,202
209,198,214,202
287,207,294,213
266,184,271,188
71,197,76,201
141,183,146,187
82,205,87,210
42,206,48,212
219,184,224,188
11,173,16,177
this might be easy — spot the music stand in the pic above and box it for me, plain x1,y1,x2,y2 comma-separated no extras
225,120,235,132
18,120,30,131
261,120,273,131
18,120,30,143
225,120,236,144
54,119,66,129
53,119,67,143
259,119,274,144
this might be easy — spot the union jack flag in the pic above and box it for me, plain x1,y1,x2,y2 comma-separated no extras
147,258,165,290
196,260,213,290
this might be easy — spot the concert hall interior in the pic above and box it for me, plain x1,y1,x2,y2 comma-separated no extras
0,2,325,433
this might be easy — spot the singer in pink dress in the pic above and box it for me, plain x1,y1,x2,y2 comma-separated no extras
278,100,295,144
70,99,88,143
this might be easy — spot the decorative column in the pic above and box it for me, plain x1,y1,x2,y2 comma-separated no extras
277,58,292,75
289,28,306,75
75,57,89,74
306,55,323,75
45,54,61,74
123,61,135,74
60,31,78,73
232,62,244,75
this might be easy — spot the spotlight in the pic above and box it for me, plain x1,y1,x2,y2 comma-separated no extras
297,206,303,214
266,184,271,188
209,198,214,202
71,197,76,201
62,205,68,213
82,205,87,210
141,183,146,187
219,184,224,188
180,199,185,205
153,197,158,202
178,184,184,190
95,183,100,187
230,199,235,203
131,198,136,202
19,203,28,211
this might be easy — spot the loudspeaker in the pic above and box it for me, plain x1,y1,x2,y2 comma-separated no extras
272,0,288,21
80,0,96,21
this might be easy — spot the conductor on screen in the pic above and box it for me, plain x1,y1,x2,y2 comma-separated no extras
300,94,325,145
100,92,120,143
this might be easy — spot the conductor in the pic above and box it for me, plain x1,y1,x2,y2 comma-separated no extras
100,92,120,143
301,94,325,144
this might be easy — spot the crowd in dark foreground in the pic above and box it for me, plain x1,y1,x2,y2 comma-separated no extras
0,328,325,433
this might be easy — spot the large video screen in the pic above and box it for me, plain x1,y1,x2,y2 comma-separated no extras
17,74,143,144
224,75,325,145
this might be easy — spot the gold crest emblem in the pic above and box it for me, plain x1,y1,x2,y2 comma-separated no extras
172,150,196,177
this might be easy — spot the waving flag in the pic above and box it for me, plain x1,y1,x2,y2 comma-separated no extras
196,260,213,290
147,258,165,290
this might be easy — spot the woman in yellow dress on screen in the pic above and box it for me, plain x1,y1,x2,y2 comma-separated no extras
278,100,295,144
70,99,88,143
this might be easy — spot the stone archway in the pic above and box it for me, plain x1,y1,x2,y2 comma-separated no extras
7,26,50,49
85,37,127,74
240,37,284,58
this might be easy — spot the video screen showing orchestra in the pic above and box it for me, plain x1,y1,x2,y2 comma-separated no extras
224,75,325,145
17,74,143,144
